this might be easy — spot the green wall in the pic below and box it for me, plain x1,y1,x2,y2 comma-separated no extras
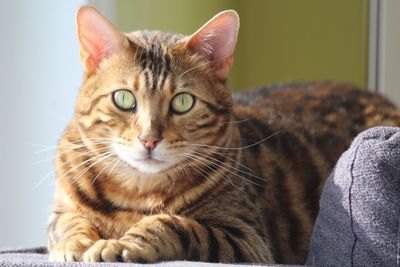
116,0,369,91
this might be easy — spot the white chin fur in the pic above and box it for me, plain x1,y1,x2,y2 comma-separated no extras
112,143,172,174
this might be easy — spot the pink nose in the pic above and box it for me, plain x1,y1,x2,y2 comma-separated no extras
139,135,161,150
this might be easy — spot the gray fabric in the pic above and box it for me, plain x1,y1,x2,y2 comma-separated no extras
0,247,293,266
307,126,400,266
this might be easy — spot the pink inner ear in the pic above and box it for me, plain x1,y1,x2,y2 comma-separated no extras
188,11,239,63
77,6,126,74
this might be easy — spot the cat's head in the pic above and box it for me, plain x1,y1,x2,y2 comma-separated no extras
74,6,239,175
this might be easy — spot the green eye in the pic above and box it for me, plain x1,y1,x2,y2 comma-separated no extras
171,93,195,114
113,90,136,111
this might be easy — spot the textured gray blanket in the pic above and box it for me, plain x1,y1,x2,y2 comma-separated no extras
0,247,287,267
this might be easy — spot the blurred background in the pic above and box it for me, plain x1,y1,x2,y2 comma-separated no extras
0,0,398,247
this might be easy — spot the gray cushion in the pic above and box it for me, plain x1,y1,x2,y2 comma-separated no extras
0,247,296,266
307,126,400,266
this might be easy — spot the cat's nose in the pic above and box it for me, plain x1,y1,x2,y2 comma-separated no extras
138,135,162,150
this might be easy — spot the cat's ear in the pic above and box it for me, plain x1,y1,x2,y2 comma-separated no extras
186,10,239,81
76,6,128,76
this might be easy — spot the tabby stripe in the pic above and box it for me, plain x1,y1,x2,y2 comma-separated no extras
237,215,256,228
215,224,245,239
179,174,228,215
191,226,201,244
133,72,140,91
248,117,321,222
264,210,283,263
244,118,278,152
158,217,190,255
174,154,227,214
164,53,171,72
313,132,346,167
197,220,245,239
78,94,108,116
189,247,200,261
188,116,219,132
145,228,164,243
205,101,230,116
91,171,133,215
272,165,302,254
139,52,148,70
124,233,148,245
144,71,151,90
70,162,133,216
224,232,246,262
159,68,169,91
277,130,321,221
204,225,220,262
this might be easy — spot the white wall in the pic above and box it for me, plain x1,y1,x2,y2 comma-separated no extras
0,1,85,247
380,1,400,106
369,0,400,106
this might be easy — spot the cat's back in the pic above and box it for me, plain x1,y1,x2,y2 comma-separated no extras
233,82,400,175
233,82,400,155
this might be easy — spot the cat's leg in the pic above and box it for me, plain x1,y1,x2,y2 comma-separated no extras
82,214,271,263
47,211,100,262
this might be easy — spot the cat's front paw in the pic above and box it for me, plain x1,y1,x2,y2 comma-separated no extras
49,238,94,262
82,239,123,262
82,239,157,263
120,240,157,263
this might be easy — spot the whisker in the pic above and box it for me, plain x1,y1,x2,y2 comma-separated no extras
34,139,113,153
191,150,265,182
70,152,114,185
30,145,110,166
56,151,113,184
32,146,110,190
195,146,255,174
91,156,120,184
181,156,220,186
107,158,123,179
187,130,281,150
220,115,255,124
183,153,244,192
185,152,264,187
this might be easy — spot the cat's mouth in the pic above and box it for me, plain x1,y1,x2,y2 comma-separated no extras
112,143,171,173
136,155,164,164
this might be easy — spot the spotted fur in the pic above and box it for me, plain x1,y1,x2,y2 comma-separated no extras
48,7,400,264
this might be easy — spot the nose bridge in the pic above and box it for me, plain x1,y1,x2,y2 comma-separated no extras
139,105,162,138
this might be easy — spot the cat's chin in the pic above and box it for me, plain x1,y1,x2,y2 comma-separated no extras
112,145,172,174
129,158,170,174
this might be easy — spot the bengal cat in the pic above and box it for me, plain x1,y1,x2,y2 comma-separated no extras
47,6,400,264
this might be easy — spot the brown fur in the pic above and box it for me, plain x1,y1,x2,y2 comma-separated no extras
48,10,400,264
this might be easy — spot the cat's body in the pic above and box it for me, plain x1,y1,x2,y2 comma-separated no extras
47,7,400,264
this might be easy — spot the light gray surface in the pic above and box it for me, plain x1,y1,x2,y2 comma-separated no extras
0,247,293,267
307,126,400,266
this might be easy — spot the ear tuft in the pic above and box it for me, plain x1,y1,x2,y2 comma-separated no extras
76,6,127,76
186,10,240,81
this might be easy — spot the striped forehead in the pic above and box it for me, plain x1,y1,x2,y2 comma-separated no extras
127,29,184,93
136,42,172,92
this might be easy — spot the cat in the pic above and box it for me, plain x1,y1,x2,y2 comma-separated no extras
47,6,400,264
